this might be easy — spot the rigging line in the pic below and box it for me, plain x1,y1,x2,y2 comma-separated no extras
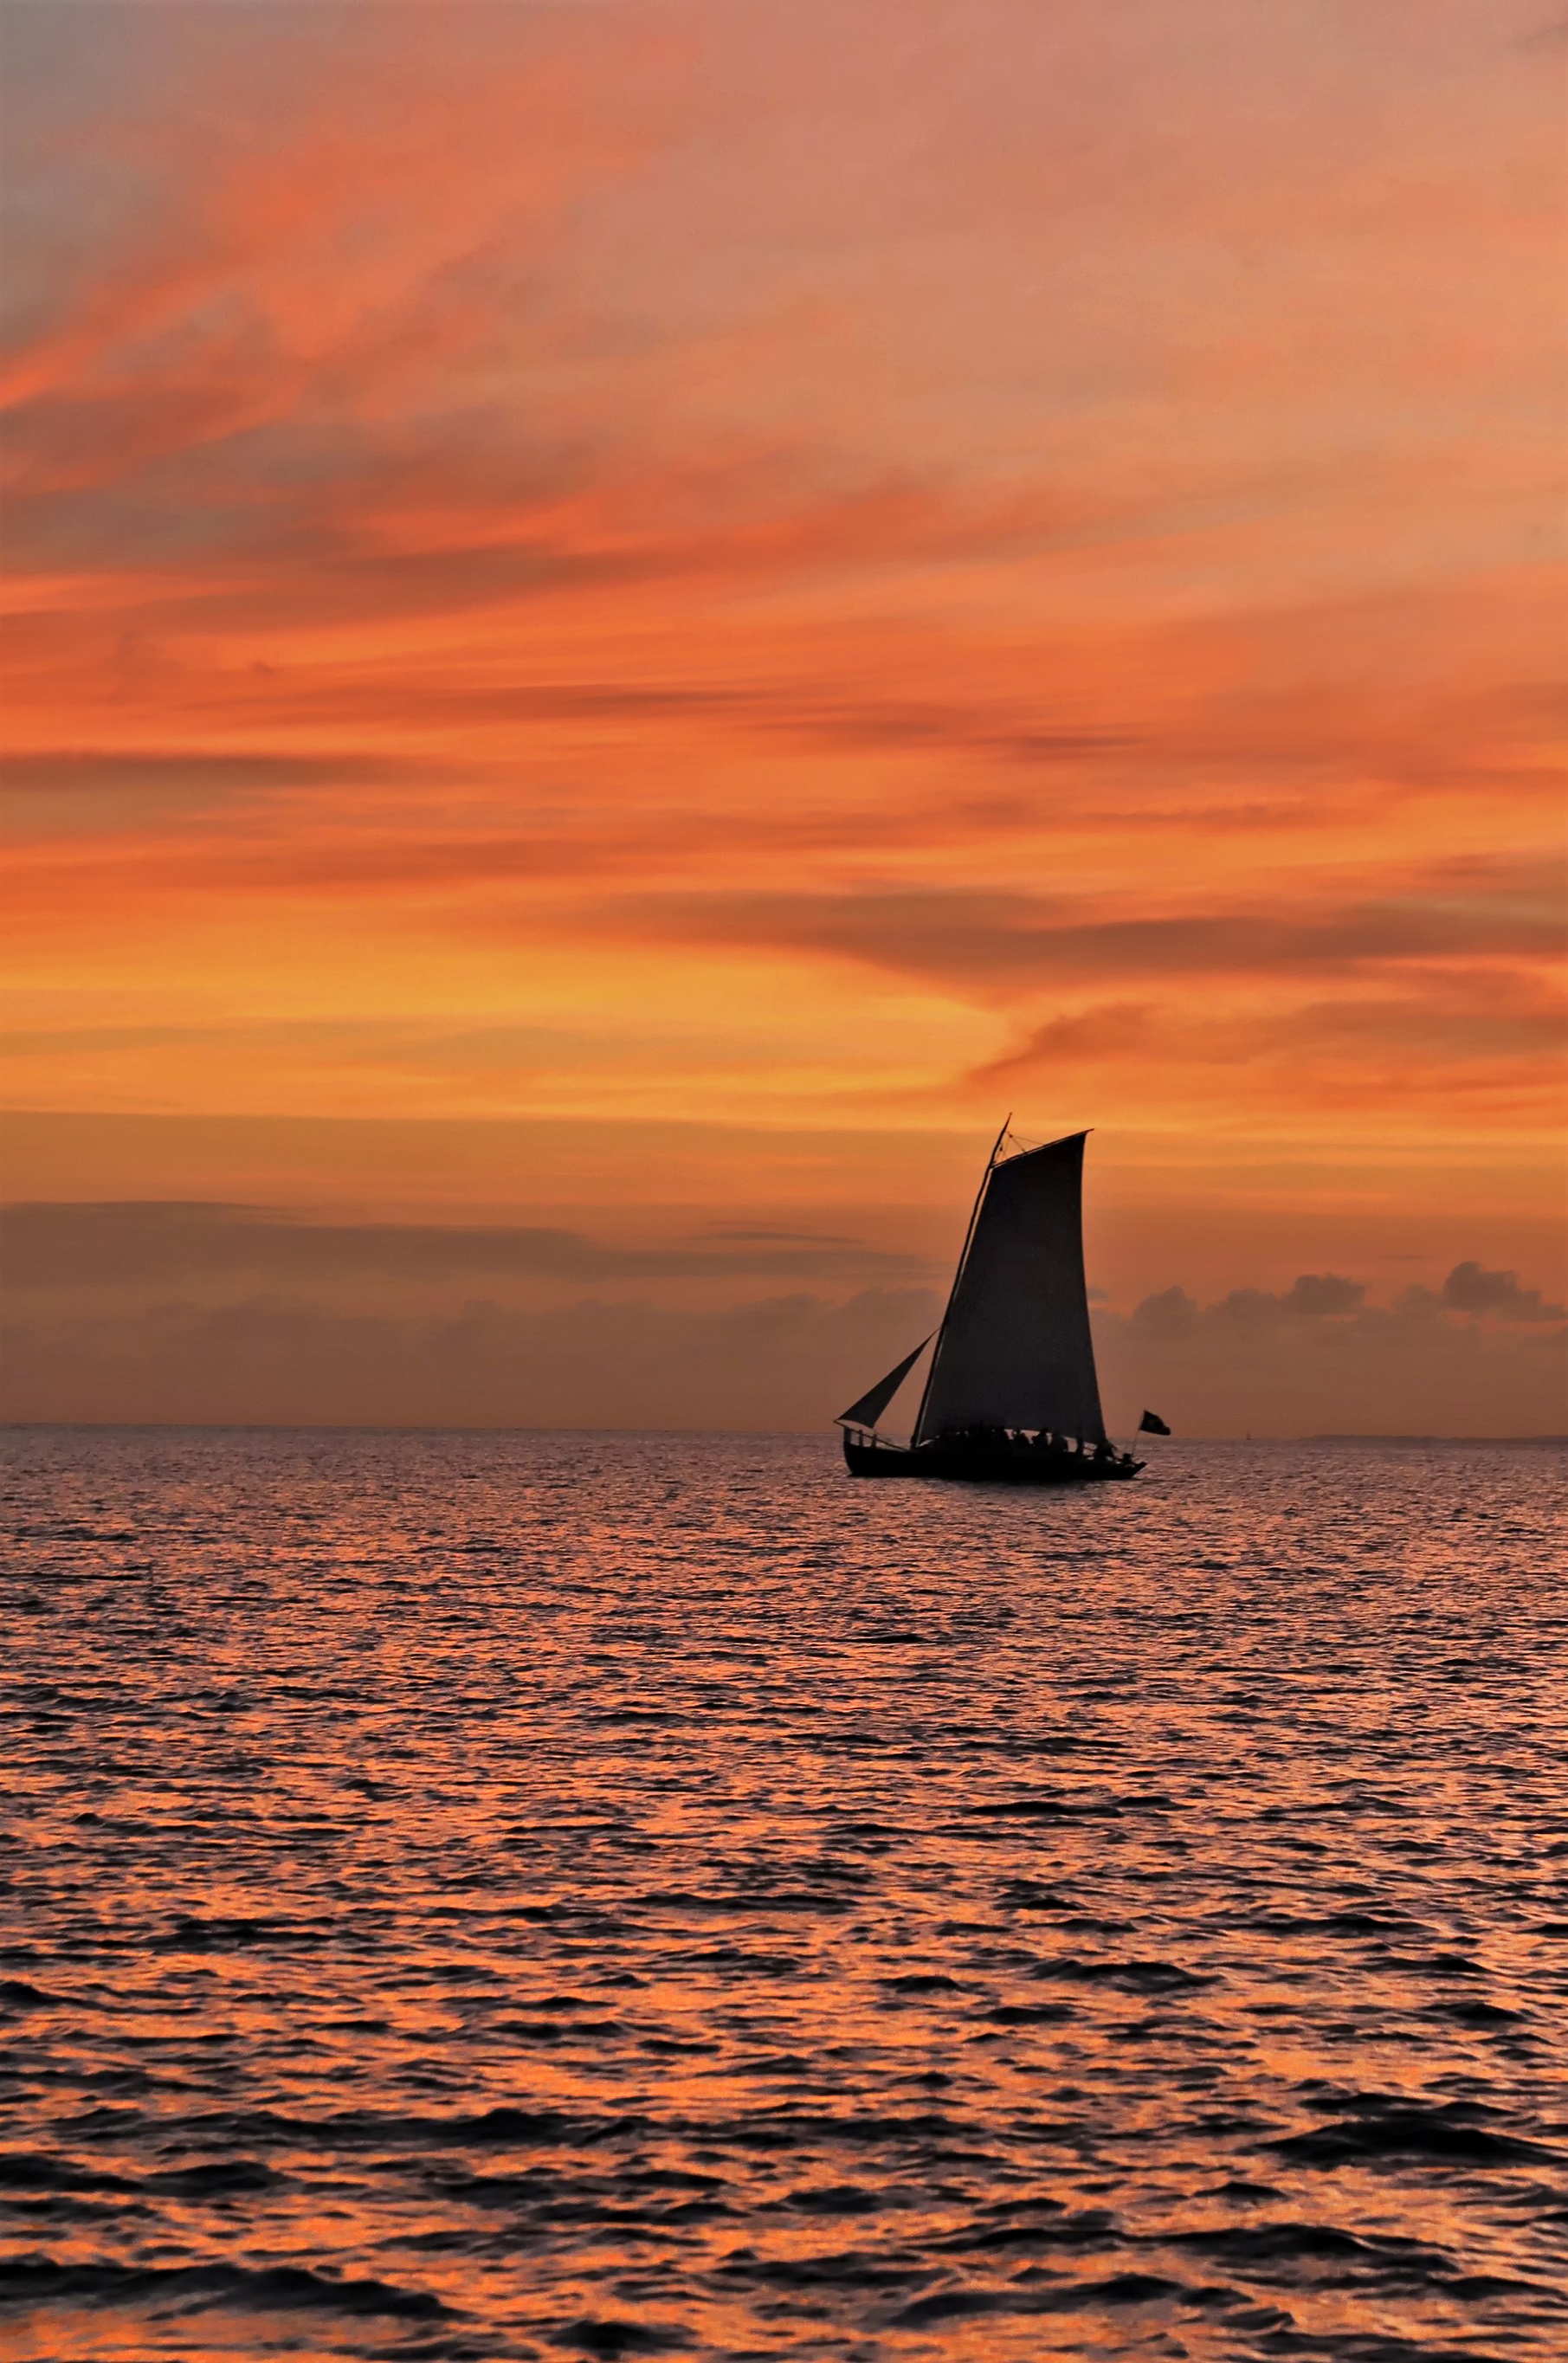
911,1113,1010,1447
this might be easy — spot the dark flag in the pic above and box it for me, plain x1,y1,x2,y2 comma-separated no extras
1137,1409,1171,1435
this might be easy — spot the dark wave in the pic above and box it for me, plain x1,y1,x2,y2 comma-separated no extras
0,2255,448,2319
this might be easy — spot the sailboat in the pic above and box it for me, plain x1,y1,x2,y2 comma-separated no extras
836,1123,1144,1484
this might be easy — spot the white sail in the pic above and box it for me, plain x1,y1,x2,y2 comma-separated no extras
914,1131,1106,1443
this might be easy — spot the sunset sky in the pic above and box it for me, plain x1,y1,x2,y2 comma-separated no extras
2,0,1563,1432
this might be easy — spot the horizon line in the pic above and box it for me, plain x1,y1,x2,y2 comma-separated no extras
1,1422,1563,1445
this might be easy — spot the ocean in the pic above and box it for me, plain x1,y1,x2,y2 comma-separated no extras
2,1427,1565,2360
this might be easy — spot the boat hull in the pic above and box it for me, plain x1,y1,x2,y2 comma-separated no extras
843,1436,1141,1484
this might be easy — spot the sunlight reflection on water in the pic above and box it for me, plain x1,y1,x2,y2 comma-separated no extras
2,1429,1565,2360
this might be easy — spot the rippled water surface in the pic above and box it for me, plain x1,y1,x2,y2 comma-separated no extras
2,1428,1565,2362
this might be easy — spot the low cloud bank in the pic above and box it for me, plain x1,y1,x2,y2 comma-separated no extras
1130,1263,1565,1340
1096,1267,1565,1439
0,1288,940,1433
0,1252,1561,1436
1440,1261,1562,1322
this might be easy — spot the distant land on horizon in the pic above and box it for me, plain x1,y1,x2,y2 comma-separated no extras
1307,1433,1568,1448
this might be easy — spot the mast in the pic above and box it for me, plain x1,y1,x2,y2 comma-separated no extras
910,1114,1010,1448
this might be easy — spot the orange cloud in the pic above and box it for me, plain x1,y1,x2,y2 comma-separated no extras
2,0,1562,1427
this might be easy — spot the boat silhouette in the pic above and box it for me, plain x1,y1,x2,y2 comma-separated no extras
836,1122,1147,1485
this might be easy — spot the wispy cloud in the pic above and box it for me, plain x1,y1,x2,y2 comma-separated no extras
0,1200,927,1293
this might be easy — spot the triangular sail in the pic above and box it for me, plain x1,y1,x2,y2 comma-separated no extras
836,1335,933,1430
913,1131,1106,1443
